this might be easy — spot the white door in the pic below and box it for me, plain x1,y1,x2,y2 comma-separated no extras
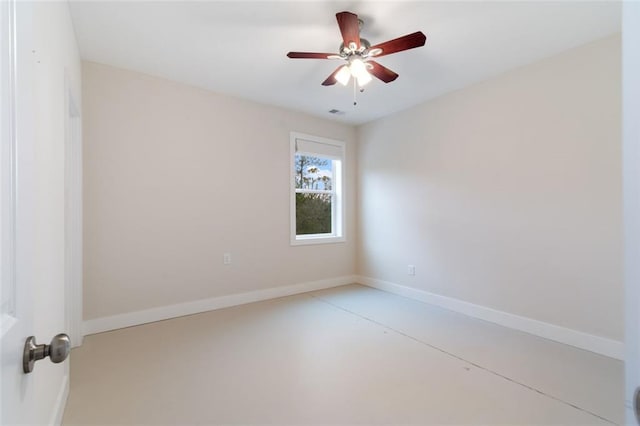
1,1,70,424
1,0,34,423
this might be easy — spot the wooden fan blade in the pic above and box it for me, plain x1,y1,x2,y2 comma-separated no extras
368,61,399,83
369,31,426,57
336,11,361,50
321,66,344,86
287,52,336,59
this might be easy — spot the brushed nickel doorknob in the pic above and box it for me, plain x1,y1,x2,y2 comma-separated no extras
23,333,71,374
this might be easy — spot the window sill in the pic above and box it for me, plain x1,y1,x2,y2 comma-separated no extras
291,235,346,246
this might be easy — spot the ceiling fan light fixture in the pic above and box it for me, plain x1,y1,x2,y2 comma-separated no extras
335,65,352,86
349,58,371,86
356,71,372,87
350,58,366,76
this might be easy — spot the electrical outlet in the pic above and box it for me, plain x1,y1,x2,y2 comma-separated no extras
408,265,415,276
223,253,231,265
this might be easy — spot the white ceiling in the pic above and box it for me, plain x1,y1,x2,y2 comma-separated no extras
69,1,621,125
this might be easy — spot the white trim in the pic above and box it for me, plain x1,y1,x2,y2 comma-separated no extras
356,275,624,360
623,1,640,422
49,374,69,426
291,234,346,245
83,275,358,336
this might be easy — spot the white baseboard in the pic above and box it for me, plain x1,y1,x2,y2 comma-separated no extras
82,274,623,360
356,275,624,360
50,374,69,426
83,275,357,336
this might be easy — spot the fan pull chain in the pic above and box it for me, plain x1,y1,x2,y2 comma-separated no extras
353,78,357,106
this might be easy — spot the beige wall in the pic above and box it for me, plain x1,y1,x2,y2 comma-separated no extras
84,35,622,342
357,35,623,340
83,62,356,320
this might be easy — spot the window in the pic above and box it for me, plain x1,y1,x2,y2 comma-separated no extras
290,132,345,245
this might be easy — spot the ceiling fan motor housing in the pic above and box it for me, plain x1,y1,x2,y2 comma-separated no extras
339,38,372,57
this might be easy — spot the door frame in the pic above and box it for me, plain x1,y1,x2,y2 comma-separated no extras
624,1,640,424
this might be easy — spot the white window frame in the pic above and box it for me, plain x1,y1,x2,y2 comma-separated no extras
290,132,345,246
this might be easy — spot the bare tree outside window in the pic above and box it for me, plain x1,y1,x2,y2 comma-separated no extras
295,154,333,235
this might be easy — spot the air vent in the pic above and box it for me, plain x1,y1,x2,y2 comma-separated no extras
328,109,345,115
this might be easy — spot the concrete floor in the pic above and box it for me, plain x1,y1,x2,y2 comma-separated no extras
63,284,623,425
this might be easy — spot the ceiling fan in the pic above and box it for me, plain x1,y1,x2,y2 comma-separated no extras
287,11,426,89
